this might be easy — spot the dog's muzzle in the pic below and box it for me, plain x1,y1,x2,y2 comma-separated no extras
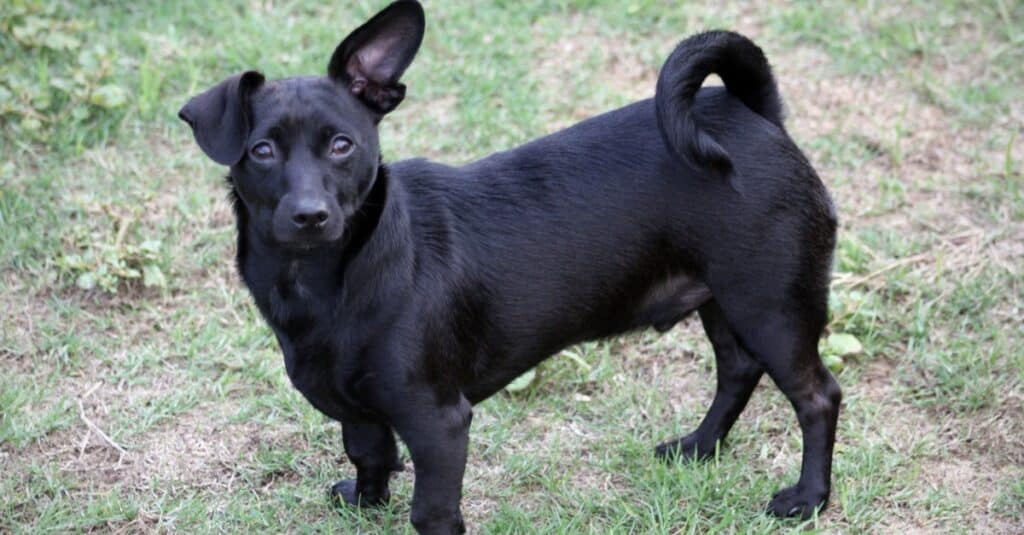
273,193,344,246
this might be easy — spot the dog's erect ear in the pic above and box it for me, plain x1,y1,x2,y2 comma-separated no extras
328,0,424,116
178,71,265,166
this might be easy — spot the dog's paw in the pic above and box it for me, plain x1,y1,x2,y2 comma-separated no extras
411,512,466,535
330,479,389,508
654,434,717,463
765,485,829,520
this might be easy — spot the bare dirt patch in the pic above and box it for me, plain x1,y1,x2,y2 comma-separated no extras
123,405,255,491
0,273,52,361
795,356,1023,533
534,15,659,129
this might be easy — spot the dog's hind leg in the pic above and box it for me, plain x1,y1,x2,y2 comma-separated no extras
655,299,764,462
332,422,403,507
719,292,842,519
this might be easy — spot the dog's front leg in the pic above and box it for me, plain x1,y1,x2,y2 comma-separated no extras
392,395,472,535
332,422,402,507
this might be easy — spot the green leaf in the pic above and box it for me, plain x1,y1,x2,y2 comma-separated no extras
139,240,162,254
90,84,128,109
121,267,141,279
505,368,536,393
61,253,84,268
70,105,89,121
77,49,100,71
30,91,51,111
827,333,863,357
12,17,44,44
49,77,74,93
76,272,96,290
20,116,42,131
823,353,844,373
142,265,166,288
43,32,80,51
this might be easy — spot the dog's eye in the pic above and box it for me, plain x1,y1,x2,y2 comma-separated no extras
251,141,274,160
329,135,354,158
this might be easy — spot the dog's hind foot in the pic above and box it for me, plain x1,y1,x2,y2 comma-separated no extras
766,484,829,520
330,479,390,508
654,433,719,463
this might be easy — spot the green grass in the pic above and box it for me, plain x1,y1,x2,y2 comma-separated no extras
2,0,1022,533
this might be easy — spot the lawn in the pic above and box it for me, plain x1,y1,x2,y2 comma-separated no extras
1,0,1022,533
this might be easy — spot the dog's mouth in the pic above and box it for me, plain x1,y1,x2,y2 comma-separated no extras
281,239,327,251
274,229,346,252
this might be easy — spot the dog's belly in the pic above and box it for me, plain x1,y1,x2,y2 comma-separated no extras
462,275,712,403
631,275,712,332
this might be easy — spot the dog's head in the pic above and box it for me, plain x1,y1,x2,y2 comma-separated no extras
179,1,424,250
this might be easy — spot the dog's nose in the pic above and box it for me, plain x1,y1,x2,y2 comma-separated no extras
290,198,330,230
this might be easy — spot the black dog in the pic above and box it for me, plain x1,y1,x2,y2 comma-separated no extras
180,1,840,532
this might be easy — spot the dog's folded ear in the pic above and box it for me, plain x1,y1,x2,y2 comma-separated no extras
178,71,265,166
328,0,424,117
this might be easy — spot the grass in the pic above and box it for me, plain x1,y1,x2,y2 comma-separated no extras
2,0,1022,533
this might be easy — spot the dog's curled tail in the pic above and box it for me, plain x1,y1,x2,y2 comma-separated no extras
655,30,784,174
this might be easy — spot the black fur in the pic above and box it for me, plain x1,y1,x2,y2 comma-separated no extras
656,30,785,173
180,2,841,533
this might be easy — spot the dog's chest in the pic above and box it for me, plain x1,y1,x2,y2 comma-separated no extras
273,328,376,423
247,261,378,423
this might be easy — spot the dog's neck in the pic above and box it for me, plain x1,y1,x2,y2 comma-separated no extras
232,164,392,333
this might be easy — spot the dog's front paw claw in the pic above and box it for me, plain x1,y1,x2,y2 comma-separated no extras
766,485,828,520
330,479,389,508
